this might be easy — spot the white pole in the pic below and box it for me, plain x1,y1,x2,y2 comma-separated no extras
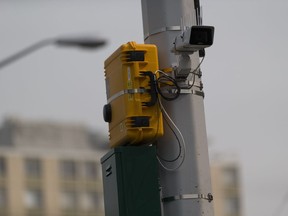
141,1,214,216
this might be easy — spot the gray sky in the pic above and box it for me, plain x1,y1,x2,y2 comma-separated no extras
1,0,288,216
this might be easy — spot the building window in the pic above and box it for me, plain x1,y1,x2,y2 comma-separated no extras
224,197,240,215
82,191,100,210
25,158,42,178
0,157,6,177
0,188,7,208
222,167,238,187
60,190,78,210
84,161,98,180
60,160,77,180
24,188,43,209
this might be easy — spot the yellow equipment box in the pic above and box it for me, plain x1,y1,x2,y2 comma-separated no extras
103,42,164,148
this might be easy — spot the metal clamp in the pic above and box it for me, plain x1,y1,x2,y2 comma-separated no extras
164,88,205,98
107,88,147,103
180,89,204,97
162,193,213,203
144,26,182,40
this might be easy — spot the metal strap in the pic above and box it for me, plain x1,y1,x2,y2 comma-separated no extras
162,193,213,203
107,88,147,103
164,88,205,97
144,26,182,40
192,89,205,97
180,89,204,97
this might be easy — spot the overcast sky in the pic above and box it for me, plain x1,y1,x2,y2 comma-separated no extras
1,0,288,216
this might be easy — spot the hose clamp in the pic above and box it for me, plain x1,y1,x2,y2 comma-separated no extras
144,26,182,40
162,193,213,203
107,88,147,103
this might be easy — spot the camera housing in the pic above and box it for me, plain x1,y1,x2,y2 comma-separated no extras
174,26,214,53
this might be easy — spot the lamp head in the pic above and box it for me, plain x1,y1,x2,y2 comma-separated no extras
55,37,107,49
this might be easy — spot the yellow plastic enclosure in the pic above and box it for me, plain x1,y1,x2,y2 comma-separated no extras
103,42,164,148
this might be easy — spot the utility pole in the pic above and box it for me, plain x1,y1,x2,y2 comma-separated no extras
141,1,214,216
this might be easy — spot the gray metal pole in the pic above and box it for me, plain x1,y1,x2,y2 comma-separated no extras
141,1,214,216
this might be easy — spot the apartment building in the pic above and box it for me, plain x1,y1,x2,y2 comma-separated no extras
0,117,243,216
210,158,242,216
0,117,107,216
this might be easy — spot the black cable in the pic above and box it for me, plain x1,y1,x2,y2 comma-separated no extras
153,72,186,168
186,56,205,89
191,56,205,76
155,72,181,101
187,73,197,89
190,56,205,76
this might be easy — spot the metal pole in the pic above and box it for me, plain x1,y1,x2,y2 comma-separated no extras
141,1,214,216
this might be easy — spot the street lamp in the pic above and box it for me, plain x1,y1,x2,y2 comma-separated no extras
0,36,107,69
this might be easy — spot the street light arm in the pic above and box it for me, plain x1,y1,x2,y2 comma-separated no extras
0,36,107,70
0,38,56,70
